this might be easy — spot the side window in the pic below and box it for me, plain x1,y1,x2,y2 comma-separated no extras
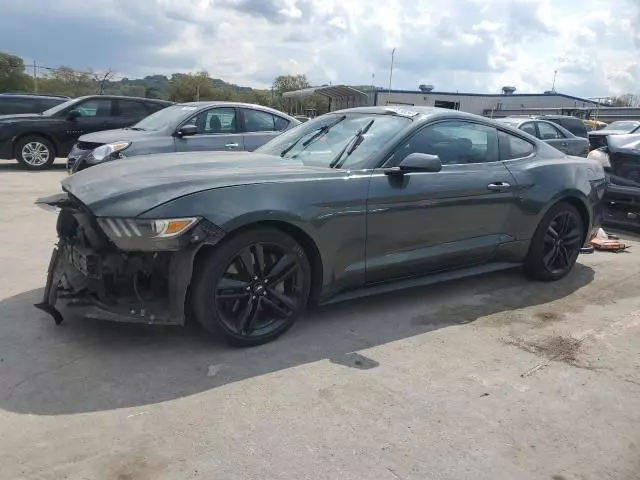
146,102,167,114
189,107,237,134
537,121,564,140
274,116,290,131
119,100,149,119
74,98,113,117
243,108,279,132
392,121,500,166
520,122,538,137
498,131,535,160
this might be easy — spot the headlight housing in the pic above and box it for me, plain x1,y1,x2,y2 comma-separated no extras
91,141,131,163
97,217,200,251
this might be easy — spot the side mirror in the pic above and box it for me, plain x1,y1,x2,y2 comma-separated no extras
176,124,198,137
384,153,442,175
66,109,81,121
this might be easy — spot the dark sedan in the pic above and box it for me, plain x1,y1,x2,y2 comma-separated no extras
36,107,605,346
497,117,588,156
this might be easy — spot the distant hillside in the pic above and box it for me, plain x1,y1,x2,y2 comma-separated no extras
102,74,260,99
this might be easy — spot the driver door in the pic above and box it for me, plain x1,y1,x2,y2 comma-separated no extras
365,120,518,283
174,107,245,152
57,98,115,156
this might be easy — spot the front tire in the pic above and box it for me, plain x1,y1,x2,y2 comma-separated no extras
524,202,585,281
192,227,311,346
15,135,56,170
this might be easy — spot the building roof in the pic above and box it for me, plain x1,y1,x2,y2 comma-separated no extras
283,85,369,99
378,88,604,106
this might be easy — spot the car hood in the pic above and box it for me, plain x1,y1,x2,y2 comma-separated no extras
589,129,635,137
78,128,159,144
61,151,348,218
0,113,44,123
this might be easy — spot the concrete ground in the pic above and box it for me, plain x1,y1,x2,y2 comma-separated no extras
1,160,639,480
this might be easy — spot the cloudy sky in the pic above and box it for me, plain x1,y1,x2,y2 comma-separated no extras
1,0,638,97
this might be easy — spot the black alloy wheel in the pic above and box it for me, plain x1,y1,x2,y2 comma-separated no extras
542,211,583,275
193,228,311,346
525,202,584,281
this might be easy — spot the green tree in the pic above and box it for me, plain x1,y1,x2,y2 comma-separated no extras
0,52,34,92
168,71,214,102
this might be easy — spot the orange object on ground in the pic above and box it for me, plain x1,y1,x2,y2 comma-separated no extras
589,228,629,252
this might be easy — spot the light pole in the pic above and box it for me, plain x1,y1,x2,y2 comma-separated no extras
551,69,558,92
388,48,396,102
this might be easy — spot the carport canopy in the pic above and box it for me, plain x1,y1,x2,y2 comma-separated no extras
282,85,369,111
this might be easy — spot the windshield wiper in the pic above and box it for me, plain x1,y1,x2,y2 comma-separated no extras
328,119,375,169
280,115,347,158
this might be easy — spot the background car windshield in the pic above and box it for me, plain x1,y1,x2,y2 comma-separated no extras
134,104,198,131
257,113,410,169
601,121,640,132
41,98,79,116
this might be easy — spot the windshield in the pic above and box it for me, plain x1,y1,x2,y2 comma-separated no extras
601,121,640,133
132,104,199,131
41,98,81,116
256,113,411,169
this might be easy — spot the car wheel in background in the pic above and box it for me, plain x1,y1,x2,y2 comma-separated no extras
524,201,584,281
192,227,311,346
15,135,56,170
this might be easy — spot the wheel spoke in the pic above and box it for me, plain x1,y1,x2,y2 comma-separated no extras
562,227,582,246
238,248,255,277
543,244,559,267
267,254,293,279
262,296,291,317
237,297,260,335
557,245,570,268
547,225,559,240
558,213,570,235
217,276,249,291
267,287,297,311
253,243,265,277
217,291,250,300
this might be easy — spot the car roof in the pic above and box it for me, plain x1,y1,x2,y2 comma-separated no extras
176,101,298,119
71,95,173,105
0,93,70,99
331,106,498,123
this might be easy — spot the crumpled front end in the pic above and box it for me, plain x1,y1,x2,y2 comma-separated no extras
35,192,224,326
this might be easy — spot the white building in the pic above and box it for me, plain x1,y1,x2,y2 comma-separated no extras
374,87,602,116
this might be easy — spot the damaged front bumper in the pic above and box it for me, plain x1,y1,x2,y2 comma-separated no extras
34,192,224,326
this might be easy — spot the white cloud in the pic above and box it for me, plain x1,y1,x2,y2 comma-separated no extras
0,0,637,98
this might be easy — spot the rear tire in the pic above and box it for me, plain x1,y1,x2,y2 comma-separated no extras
15,135,56,170
192,227,311,347
524,202,585,281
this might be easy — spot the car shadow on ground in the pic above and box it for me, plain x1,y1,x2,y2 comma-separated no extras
0,265,599,415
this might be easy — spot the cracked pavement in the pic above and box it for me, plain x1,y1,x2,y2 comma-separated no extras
1,161,640,480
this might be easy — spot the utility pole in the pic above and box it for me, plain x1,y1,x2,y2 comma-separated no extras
195,84,200,102
551,69,558,92
32,60,38,93
388,48,396,102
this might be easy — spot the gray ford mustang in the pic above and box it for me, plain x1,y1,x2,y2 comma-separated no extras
36,106,606,346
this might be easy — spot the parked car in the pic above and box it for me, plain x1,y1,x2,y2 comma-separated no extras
534,115,589,138
588,133,640,230
66,102,300,173
588,120,640,151
36,106,605,346
294,115,311,123
0,93,70,115
0,95,173,170
498,117,588,156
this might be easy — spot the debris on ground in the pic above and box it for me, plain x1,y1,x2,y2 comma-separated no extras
589,228,629,253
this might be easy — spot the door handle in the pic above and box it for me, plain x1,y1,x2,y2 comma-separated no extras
487,182,511,191
225,143,239,149
561,142,568,147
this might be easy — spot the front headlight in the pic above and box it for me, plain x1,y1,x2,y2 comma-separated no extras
98,217,200,251
91,141,131,162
